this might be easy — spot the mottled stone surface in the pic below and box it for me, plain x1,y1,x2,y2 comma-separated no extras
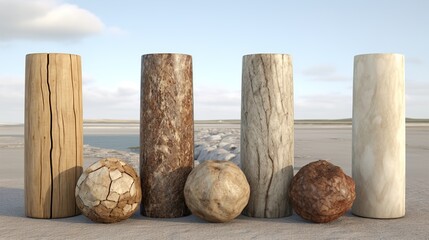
289,160,355,223
241,54,294,218
184,160,250,223
352,53,405,218
140,54,194,218
75,158,141,223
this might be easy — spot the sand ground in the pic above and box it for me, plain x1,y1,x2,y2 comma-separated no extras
0,124,428,239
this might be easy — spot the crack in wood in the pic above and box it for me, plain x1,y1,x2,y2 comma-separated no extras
46,53,54,219
70,55,79,214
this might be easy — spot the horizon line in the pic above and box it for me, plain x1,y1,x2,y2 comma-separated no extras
2,117,428,125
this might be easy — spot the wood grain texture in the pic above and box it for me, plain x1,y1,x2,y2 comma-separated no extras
352,53,405,218
25,53,83,219
140,54,194,218
241,54,294,218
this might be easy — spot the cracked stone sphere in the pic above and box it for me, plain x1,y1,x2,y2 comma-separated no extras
75,158,142,223
184,160,250,223
289,160,356,223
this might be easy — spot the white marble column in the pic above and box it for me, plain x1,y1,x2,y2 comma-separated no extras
352,53,405,218
241,54,294,218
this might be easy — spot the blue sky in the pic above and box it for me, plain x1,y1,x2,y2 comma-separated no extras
1,0,428,123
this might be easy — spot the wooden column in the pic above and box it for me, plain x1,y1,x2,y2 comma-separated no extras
352,53,405,218
140,53,194,218
25,53,83,218
241,54,294,218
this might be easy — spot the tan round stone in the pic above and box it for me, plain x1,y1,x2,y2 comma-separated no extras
289,160,356,223
184,160,250,223
75,158,142,223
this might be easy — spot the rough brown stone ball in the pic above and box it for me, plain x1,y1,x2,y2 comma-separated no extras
184,160,250,223
289,160,355,223
75,158,142,223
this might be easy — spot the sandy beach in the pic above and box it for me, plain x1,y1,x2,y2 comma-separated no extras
0,123,428,239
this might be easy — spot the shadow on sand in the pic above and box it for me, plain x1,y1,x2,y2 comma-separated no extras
0,187,25,217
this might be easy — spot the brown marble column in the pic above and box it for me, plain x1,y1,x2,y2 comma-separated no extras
140,53,194,218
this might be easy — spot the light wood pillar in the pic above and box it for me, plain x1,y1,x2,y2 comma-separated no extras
25,53,83,218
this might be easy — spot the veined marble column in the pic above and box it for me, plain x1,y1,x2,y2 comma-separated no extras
140,53,194,218
352,53,405,218
241,54,294,218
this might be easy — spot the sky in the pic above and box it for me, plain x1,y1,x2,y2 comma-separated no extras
0,0,428,123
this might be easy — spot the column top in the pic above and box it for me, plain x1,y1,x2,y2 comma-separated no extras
243,53,291,57
354,53,404,58
26,53,81,57
142,53,192,57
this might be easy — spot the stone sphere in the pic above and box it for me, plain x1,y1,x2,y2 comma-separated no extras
75,158,142,223
289,160,355,223
184,160,250,223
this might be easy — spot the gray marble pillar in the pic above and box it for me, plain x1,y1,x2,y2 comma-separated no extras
241,54,294,218
140,53,194,218
352,53,405,218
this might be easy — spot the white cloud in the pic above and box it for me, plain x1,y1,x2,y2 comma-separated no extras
0,75,141,123
85,83,243,121
295,79,429,119
301,65,350,82
295,94,352,119
0,75,25,123
0,75,427,123
105,26,127,36
406,57,424,65
406,80,429,118
83,80,140,120
204,80,429,119
406,80,429,96
0,0,105,41
302,65,336,76
194,86,241,120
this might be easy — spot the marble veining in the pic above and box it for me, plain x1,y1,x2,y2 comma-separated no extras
352,53,405,218
241,54,294,218
140,54,194,218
